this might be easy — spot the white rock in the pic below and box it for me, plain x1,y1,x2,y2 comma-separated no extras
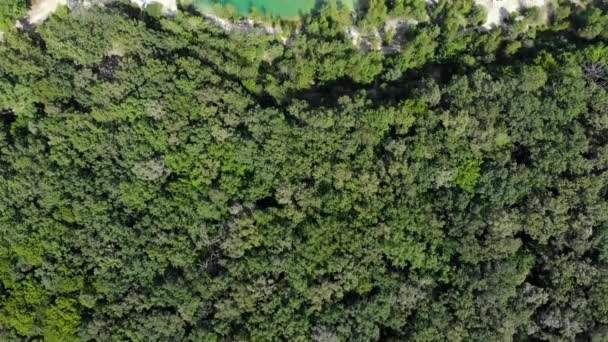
475,0,546,27
129,0,177,14
28,0,68,24
27,0,177,24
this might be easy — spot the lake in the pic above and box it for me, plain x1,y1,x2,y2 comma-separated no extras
193,0,355,18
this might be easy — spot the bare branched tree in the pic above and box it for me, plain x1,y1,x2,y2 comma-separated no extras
582,61,608,88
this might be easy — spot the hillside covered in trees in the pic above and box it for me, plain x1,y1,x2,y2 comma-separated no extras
1,0,608,341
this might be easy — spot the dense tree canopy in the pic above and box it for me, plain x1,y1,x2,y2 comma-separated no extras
1,0,608,341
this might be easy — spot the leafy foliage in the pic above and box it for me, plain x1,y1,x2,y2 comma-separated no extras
0,1,607,341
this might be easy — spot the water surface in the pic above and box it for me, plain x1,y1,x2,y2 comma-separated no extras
193,0,354,18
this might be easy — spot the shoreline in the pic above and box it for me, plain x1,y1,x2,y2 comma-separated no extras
20,0,557,55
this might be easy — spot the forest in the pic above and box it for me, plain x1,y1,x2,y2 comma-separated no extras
1,0,608,340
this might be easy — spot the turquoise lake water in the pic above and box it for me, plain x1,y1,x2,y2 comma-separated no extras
193,0,354,18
